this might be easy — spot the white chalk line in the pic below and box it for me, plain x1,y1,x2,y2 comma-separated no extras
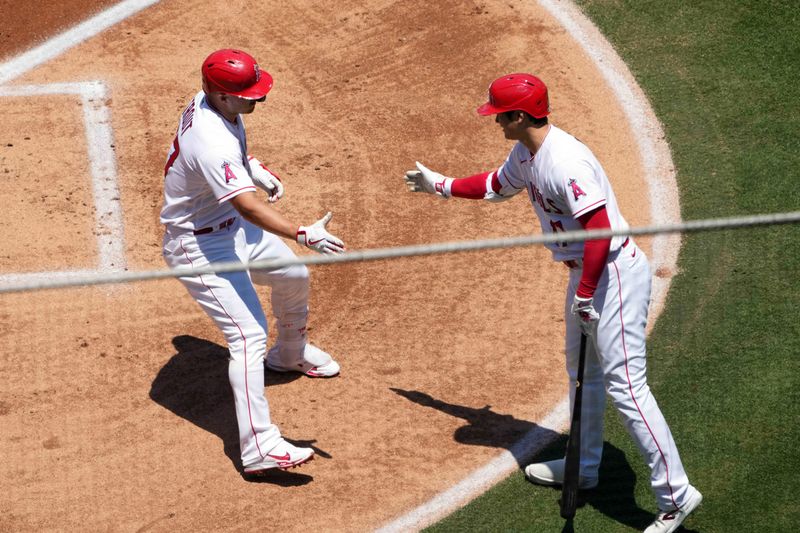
375,0,683,530
0,0,163,282
80,83,127,271
0,82,126,279
375,398,570,533
0,0,161,86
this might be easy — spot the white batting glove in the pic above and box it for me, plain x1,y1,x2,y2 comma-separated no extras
404,161,452,198
571,295,600,337
248,155,284,203
296,212,345,255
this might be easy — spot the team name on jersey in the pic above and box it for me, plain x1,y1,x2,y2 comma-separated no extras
180,99,196,135
530,183,564,214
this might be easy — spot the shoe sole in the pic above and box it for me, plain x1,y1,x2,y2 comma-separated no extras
266,362,339,378
524,469,598,490
527,478,599,490
305,368,339,378
244,453,314,476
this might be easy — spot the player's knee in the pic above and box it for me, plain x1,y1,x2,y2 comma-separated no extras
279,264,310,298
229,325,267,358
286,263,309,284
607,377,651,407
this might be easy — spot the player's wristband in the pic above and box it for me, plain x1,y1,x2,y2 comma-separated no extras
296,226,307,245
437,178,454,198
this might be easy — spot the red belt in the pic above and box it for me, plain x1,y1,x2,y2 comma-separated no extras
193,217,236,235
563,237,629,269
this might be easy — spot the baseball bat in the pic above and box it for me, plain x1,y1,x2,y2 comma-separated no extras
560,332,587,520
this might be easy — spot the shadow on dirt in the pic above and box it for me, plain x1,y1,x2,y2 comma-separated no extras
149,334,313,485
389,387,559,466
390,388,667,531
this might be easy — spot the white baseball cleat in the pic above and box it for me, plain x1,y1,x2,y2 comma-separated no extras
243,439,314,475
266,343,340,378
524,458,599,490
643,487,702,533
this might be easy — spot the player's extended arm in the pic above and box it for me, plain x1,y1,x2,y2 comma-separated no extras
230,191,345,254
404,162,512,202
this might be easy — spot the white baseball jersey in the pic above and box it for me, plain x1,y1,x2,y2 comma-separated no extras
494,125,629,261
160,91,257,231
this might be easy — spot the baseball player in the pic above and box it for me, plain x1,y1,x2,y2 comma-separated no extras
404,73,701,532
160,49,344,476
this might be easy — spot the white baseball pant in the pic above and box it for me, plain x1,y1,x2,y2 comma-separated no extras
563,240,692,510
163,217,309,466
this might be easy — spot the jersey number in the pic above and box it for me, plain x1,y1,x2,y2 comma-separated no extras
164,135,180,177
549,220,568,248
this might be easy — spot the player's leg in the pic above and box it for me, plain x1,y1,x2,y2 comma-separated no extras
163,231,282,466
565,269,606,485
525,269,605,488
245,221,339,377
594,242,696,511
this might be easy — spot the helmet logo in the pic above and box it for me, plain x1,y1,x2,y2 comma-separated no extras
254,64,261,83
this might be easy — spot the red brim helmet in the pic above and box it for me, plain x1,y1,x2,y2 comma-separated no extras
477,73,550,118
202,49,274,100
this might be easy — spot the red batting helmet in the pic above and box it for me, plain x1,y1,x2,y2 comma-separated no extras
201,49,274,100
476,73,550,118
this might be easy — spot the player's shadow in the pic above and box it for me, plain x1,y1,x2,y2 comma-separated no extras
391,388,673,532
389,387,559,466
587,444,660,530
149,334,317,485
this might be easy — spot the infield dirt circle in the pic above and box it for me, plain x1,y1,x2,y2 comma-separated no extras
0,1,667,531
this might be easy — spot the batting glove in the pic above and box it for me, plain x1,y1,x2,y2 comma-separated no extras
571,295,600,337
404,161,452,198
248,155,284,203
296,212,346,255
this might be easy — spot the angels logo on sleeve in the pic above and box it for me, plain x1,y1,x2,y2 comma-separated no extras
222,162,238,183
568,178,586,201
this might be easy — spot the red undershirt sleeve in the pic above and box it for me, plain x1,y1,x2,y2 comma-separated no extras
450,171,492,199
576,206,611,299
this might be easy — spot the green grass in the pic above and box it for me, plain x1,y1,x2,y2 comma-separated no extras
427,1,800,531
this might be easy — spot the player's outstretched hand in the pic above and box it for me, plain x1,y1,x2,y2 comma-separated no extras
571,295,600,337
404,161,451,198
248,155,284,203
297,212,346,254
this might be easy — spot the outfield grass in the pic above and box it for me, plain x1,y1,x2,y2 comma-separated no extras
427,1,800,531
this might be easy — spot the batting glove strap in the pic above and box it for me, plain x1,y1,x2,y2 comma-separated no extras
404,161,452,198
438,177,454,198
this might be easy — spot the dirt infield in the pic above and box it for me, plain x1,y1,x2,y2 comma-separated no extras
0,1,656,531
